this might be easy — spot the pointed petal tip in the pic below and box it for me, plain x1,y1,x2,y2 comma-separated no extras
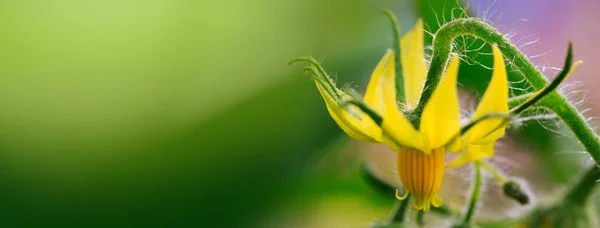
401,18,427,108
564,60,583,81
364,49,396,117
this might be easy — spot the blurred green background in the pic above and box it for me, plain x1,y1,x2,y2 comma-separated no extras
0,0,597,227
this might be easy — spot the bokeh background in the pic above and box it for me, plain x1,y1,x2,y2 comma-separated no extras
0,0,598,227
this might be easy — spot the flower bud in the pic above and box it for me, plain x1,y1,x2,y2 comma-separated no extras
502,180,529,205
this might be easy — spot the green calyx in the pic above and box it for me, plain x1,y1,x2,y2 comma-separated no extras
383,9,405,104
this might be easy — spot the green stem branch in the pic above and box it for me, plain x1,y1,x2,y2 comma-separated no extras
461,162,482,226
477,160,506,184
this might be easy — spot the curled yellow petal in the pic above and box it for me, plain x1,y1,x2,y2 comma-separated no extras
448,142,495,168
316,82,380,142
401,19,427,109
395,189,409,200
420,55,461,149
467,44,509,144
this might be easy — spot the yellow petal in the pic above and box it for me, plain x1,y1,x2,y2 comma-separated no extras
364,49,395,117
316,82,380,142
467,44,509,143
445,135,464,153
447,142,495,168
420,55,461,149
401,19,427,109
380,79,422,150
381,110,421,151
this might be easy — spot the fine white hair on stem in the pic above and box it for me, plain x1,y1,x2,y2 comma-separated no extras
514,33,538,47
514,113,559,125
560,76,595,129
518,36,541,50
509,84,534,93
429,0,580,133
529,49,554,61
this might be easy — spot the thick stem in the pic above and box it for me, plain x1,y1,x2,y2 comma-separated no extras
539,94,600,166
417,18,600,166
415,18,547,114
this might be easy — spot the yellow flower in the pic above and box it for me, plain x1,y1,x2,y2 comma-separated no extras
312,49,393,143
307,19,509,211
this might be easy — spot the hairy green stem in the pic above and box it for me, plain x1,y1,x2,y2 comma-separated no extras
415,18,546,114
538,93,600,165
417,18,600,166
510,43,573,114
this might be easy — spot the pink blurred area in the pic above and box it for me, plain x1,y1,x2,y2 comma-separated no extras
475,0,600,110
